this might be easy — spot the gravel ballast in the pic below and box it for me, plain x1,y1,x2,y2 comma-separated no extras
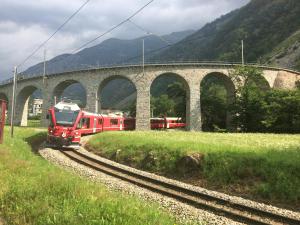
39,145,300,225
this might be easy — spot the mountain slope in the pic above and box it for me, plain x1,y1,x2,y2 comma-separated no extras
263,29,300,70
23,30,194,76
28,0,300,111
154,0,300,69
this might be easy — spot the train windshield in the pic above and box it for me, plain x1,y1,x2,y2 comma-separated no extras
54,107,79,126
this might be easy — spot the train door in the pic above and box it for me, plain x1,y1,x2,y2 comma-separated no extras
80,117,90,135
97,118,103,132
120,118,123,130
93,118,97,133
164,117,169,129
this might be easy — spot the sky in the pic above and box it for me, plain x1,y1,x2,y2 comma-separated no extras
0,0,250,80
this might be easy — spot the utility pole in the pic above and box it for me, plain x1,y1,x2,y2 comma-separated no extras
241,40,244,65
43,48,47,84
10,66,17,138
142,38,145,75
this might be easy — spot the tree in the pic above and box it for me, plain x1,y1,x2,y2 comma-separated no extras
151,95,176,117
229,66,300,133
229,66,266,132
124,101,136,117
262,89,300,133
166,82,186,120
200,79,228,131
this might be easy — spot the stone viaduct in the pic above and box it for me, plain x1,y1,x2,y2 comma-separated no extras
0,63,299,131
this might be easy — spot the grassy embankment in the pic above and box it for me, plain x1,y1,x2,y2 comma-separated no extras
0,127,182,225
87,131,300,208
27,119,41,127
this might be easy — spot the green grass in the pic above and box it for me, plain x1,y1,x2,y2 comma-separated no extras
87,131,300,207
27,119,42,127
0,127,184,225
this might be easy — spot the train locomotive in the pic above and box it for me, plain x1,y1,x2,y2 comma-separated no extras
47,101,185,148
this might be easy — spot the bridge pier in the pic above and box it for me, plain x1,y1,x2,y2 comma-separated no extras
14,94,29,126
186,84,202,131
135,86,151,130
85,88,98,113
41,93,53,127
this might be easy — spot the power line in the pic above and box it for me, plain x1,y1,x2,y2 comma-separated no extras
73,0,154,53
19,32,210,80
128,19,172,45
18,0,91,68
128,19,151,35
119,34,211,65
23,0,155,76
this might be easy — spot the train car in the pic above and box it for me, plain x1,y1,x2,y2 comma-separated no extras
124,117,136,130
150,117,186,129
123,117,186,130
47,102,82,148
46,101,186,148
47,102,126,148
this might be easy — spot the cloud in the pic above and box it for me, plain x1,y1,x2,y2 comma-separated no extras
0,0,249,80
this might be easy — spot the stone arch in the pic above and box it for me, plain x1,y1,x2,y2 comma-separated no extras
269,70,299,89
150,72,190,128
246,74,270,91
15,85,42,126
52,79,87,108
98,75,137,117
200,72,235,131
149,72,190,87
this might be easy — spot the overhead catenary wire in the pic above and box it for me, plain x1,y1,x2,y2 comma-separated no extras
14,0,235,83
73,0,154,53
118,34,214,65
20,0,155,79
127,19,172,46
18,0,92,69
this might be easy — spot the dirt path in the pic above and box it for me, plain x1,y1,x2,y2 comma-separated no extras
80,135,93,146
0,217,5,225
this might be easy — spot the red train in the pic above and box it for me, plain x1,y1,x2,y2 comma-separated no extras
47,101,185,148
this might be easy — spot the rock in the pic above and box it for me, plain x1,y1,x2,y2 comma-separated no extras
111,149,122,161
176,153,204,175
142,152,157,169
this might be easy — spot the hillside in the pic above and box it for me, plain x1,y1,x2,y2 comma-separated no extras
29,0,300,110
99,0,300,110
154,0,300,70
23,30,194,76
263,29,300,70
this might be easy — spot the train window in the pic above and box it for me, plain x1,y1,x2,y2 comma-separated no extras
98,118,102,125
110,119,118,126
48,113,54,127
85,118,90,128
77,118,84,129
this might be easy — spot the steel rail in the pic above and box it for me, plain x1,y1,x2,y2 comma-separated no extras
61,149,300,225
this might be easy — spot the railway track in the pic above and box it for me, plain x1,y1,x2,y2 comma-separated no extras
61,149,300,225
